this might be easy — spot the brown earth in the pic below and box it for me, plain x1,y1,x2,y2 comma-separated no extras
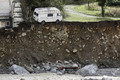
0,21,120,68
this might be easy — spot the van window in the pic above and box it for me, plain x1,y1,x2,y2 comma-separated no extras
48,14,53,17
6,21,10,26
34,12,38,16
57,13,61,16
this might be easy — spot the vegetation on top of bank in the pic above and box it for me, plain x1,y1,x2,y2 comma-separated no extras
20,0,65,22
73,3,120,17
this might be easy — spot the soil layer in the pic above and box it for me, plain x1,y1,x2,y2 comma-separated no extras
0,21,120,67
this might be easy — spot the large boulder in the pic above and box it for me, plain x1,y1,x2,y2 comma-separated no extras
76,64,98,76
10,64,30,75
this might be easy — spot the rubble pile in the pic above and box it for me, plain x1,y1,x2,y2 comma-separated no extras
0,61,119,77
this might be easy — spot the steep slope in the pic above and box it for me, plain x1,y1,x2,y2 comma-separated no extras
0,21,120,67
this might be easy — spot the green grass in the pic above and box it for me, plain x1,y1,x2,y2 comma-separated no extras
64,13,120,22
73,3,101,16
72,3,120,17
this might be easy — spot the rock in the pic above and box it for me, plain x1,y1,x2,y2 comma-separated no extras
56,60,63,64
34,66,42,73
64,61,69,64
24,65,34,73
21,33,27,37
57,69,65,75
48,53,52,56
43,65,51,71
46,27,49,30
10,64,30,75
20,78,25,80
0,64,2,67
65,49,70,53
50,67,57,73
72,63,78,67
73,49,78,53
76,64,98,76
102,76,111,80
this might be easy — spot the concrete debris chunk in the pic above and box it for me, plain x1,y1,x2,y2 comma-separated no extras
10,64,30,75
76,64,98,76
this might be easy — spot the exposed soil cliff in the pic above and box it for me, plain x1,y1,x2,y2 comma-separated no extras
0,21,120,67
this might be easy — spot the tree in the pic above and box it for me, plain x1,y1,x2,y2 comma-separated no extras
21,0,64,21
87,0,94,8
97,0,107,17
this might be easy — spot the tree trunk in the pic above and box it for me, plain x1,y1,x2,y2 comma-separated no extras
88,1,90,8
101,6,105,17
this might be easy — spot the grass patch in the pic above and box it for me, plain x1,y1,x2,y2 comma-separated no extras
64,13,120,22
72,3,120,17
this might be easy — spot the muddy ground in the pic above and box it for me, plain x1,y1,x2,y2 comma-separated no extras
0,21,120,68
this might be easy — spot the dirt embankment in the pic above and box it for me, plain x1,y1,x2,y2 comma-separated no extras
0,21,120,68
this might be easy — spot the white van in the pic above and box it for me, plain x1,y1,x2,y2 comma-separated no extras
33,7,62,23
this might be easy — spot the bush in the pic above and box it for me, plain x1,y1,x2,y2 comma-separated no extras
107,0,120,6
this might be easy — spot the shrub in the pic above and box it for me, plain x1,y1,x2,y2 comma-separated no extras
107,0,120,6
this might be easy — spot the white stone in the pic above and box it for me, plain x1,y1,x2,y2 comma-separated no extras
43,65,51,71
73,49,78,53
65,49,70,53
10,64,30,75
50,67,57,73
57,69,65,75
76,64,98,76
21,33,26,37
72,64,78,67
64,61,69,64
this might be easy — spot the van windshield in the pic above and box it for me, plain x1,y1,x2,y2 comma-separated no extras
57,13,61,16
34,12,38,16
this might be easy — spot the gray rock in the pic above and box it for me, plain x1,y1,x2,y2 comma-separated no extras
10,64,30,75
43,65,51,71
73,49,78,53
50,67,57,73
64,61,69,64
34,66,42,73
65,49,70,53
21,33,26,37
76,64,98,76
24,65,34,73
57,69,65,75
56,60,63,64
72,63,79,67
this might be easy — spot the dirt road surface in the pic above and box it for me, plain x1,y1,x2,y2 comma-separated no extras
0,73,120,80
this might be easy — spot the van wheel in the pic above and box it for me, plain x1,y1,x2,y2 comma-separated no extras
56,20,59,23
41,21,45,25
